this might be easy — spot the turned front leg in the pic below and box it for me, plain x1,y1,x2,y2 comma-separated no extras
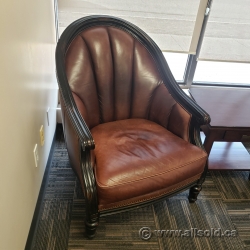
188,184,202,203
85,213,99,239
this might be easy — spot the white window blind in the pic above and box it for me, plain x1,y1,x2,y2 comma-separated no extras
58,0,204,54
199,0,250,63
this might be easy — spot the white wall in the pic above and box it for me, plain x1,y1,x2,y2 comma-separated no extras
0,1,58,249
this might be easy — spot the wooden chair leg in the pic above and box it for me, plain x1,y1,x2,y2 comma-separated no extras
248,172,250,181
85,214,99,239
188,184,202,203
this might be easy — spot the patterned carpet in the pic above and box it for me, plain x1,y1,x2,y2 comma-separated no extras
31,126,250,250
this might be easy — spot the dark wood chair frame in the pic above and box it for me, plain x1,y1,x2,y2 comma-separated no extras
55,15,211,238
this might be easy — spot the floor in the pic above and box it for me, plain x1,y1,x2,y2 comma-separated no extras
31,125,250,250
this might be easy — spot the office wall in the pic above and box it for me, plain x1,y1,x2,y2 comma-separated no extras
0,1,58,249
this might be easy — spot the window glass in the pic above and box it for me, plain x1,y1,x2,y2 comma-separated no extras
194,61,250,84
163,52,188,81
58,0,200,53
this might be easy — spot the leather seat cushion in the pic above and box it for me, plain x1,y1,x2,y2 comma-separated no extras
91,119,207,211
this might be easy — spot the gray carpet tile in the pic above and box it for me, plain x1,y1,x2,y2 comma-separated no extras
32,127,250,250
33,199,72,250
68,178,159,249
32,128,75,250
210,171,250,200
153,199,244,250
224,201,250,249
173,172,221,201
68,194,159,249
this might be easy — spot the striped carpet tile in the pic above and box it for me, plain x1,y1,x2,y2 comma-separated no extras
32,129,75,250
32,127,250,250
153,198,244,250
173,172,221,200
210,171,250,200
33,199,72,250
224,201,250,249
68,179,159,250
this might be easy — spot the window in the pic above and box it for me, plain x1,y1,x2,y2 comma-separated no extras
58,0,201,54
194,61,250,85
195,0,250,86
163,52,188,81
57,0,250,87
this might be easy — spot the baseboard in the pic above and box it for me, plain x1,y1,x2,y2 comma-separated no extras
25,124,61,250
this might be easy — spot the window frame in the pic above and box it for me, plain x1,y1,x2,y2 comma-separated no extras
181,0,250,89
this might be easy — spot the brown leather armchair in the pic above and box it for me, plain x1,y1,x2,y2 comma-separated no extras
56,15,210,239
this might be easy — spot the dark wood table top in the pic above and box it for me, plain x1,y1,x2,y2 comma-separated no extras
190,87,250,127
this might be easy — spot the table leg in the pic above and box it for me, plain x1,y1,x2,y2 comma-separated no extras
203,135,215,156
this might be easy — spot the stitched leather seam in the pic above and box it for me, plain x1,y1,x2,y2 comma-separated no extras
71,91,87,109
114,25,192,142
179,103,192,142
129,38,135,118
95,155,207,188
98,173,201,211
147,80,162,120
187,112,191,142
166,101,176,128
176,102,191,142
79,34,103,124
106,27,116,121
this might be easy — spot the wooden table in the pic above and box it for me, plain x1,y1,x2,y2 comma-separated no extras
190,87,250,179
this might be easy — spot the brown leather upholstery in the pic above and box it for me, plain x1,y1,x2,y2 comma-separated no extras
63,25,207,206
91,119,207,211
65,26,190,139
61,97,95,191
56,16,210,238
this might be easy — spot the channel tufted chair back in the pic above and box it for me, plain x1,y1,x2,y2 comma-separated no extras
56,16,210,239
65,24,188,140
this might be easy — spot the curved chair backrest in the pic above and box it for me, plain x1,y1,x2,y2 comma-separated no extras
65,24,174,129
56,16,207,139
